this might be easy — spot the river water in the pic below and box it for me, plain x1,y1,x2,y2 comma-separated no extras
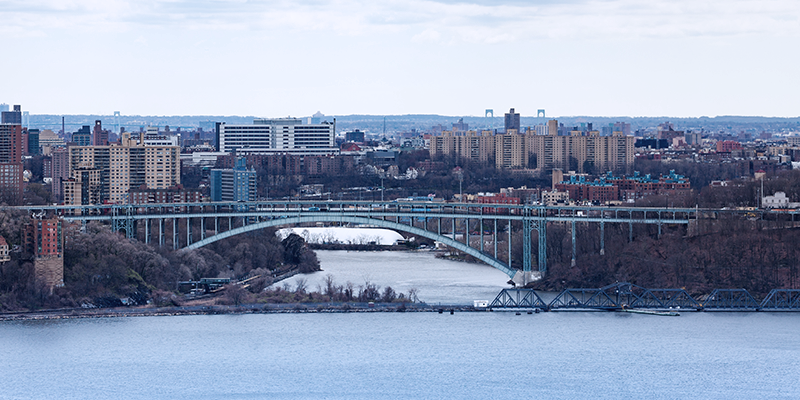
2,251,800,399
278,250,511,305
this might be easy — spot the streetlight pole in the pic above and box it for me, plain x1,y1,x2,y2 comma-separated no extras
455,167,464,201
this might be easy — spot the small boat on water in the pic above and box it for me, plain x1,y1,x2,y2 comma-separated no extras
621,309,680,316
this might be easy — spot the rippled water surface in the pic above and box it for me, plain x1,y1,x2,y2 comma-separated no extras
2,312,800,399
3,251,799,399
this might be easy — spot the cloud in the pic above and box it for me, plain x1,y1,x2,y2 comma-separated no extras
1,0,797,41
412,29,442,43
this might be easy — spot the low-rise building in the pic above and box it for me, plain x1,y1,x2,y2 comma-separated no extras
0,236,10,262
475,192,520,214
128,184,203,205
762,192,800,209
554,170,691,203
541,189,570,205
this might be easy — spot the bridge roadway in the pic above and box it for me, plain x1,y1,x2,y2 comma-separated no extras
15,201,795,284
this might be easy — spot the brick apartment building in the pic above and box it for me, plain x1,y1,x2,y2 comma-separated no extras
24,217,64,290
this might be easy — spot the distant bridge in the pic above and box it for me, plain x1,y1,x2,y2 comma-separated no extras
14,201,799,284
490,283,800,311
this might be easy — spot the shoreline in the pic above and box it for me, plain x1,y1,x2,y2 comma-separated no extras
0,302,482,321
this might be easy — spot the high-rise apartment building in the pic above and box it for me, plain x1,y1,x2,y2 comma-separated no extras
210,157,256,202
0,121,23,204
1,105,21,124
0,124,22,164
72,125,91,146
430,119,635,173
26,128,40,155
66,132,180,205
51,148,70,203
63,166,102,207
217,118,337,156
504,108,520,133
92,120,108,146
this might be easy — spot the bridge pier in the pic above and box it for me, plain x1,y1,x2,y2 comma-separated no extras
600,220,605,256
173,218,178,250
465,218,469,247
159,218,164,247
523,219,532,272
571,220,577,267
507,220,512,268
538,219,546,274
480,218,484,253
629,221,633,242
494,219,498,259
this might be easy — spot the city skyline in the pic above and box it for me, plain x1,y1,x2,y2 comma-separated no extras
1,0,798,117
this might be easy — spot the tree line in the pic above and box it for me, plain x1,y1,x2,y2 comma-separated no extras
0,213,320,312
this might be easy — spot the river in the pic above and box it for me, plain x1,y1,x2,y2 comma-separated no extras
2,251,800,399
277,250,511,305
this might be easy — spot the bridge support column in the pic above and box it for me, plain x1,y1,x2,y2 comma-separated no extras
538,219,547,274
173,218,178,250
480,218,484,253
145,219,149,245
494,219,498,258
629,221,633,242
508,220,512,268
187,217,191,246
465,219,469,247
201,218,205,240
452,218,456,242
523,219,532,272
571,220,576,267
600,220,605,256
159,218,164,247
215,217,219,236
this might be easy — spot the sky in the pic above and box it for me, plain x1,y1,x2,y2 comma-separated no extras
1,0,798,118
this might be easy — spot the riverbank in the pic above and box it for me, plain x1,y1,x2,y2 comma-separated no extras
0,302,485,321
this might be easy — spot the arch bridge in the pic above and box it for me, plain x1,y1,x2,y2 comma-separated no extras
17,201,723,283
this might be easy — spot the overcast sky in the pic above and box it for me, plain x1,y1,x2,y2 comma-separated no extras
1,0,798,118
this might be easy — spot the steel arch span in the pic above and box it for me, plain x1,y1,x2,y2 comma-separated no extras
183,215,517,278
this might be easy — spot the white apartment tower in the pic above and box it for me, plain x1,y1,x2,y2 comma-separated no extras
218,118,337,156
